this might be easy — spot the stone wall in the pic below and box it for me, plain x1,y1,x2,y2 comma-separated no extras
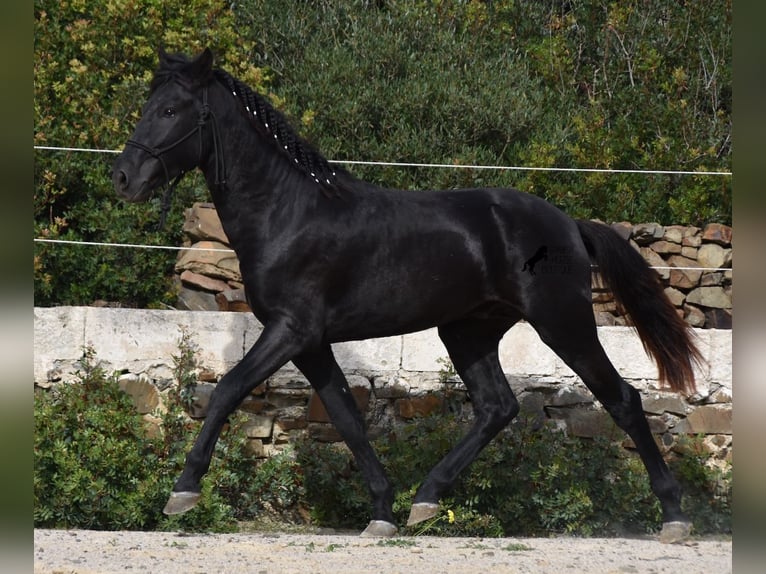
174,203,733,329
34,307,732,463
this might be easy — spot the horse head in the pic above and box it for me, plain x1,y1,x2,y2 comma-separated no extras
112,48,216,203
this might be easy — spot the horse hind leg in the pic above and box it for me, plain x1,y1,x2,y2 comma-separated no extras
529,301,691,543
407,316,519,526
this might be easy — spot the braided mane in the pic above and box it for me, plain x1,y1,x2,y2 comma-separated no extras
152,51,344,194
213,69,344,195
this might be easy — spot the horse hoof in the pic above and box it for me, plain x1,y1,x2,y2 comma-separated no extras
406,502,440,526
658,521,692,544
162,491,201,515
360,520,398,538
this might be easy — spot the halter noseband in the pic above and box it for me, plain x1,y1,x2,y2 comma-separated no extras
125,85,226,228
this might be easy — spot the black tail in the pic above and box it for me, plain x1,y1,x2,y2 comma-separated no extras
576,219,703,394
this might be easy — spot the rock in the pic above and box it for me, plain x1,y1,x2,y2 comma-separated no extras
517,391,546,426
372,377,410,399
276,415,308,431
175,241,241,282
686,286,731,309
704,308,732,329
395,394,445,419
697,244,729,269
667,255,702,289
707,386,733,404
267,388,311,409
701,223,732,246
671,404,732,434
650,240,682,255
308,423,343,443
632,223,664,245
647,416,669,434
642,394,689,416
307,386,370,422
546,407,620,439
639,247,670,279
663,287,686,307
594,311,617,326
242,414,274,439
180,269,230,293
548,386,594,407
682,233,702,248
700,272,723,286
610,222,632,241
215,288,251,312
680,246,698,259
238,395,267,414
141,414,164,440
118,374,161,414
683,304,706,327
246,439,276,458
593,301,617,314
663,226,685,244
175,285,219,311
182,203,230,244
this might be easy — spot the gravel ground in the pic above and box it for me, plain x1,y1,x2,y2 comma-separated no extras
34,528,731,574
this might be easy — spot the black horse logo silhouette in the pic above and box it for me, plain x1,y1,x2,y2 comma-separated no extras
522,245,548,275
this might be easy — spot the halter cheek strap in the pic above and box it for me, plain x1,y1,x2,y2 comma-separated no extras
125,86,226,228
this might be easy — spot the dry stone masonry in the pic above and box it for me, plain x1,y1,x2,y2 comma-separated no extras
34,306,732,467
175,203,732,329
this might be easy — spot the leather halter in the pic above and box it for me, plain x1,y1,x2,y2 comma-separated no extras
125,85,226,227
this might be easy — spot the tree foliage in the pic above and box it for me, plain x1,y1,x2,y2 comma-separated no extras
241,0,731,224
33,0,268,307
34,0,731,307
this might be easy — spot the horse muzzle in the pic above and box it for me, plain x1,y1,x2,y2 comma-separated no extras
112,157,157,203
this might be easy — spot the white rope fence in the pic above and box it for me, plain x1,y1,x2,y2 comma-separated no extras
33,145,733,177
33,145,733,274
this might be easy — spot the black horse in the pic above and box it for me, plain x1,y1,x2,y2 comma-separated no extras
113,49,702,541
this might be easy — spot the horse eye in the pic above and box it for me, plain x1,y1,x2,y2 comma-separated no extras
163,107,176,118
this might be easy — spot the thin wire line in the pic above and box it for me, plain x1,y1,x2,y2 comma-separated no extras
33,238,732,272
335,159,733,177
33,238,235,253
33,145,732,176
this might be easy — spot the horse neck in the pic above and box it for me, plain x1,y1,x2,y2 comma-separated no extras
200,82,314,247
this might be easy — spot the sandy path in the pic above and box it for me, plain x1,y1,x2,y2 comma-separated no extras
34,528,731,574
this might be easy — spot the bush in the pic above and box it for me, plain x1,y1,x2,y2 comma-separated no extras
297,414,731,537
33,341,299,532
34,342,730,536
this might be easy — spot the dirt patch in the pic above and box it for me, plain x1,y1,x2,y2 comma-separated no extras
34,528,731,573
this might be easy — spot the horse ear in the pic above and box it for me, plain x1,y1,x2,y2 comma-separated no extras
189,48,214,83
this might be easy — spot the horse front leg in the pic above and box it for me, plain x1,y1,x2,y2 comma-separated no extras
293,346,396,537
163,317,311,515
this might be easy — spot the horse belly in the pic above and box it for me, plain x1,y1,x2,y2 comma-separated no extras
323,235,501,341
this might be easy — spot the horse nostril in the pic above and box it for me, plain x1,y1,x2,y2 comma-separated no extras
114,169,129,190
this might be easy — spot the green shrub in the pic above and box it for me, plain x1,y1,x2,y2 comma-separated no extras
297,414,731,537
33,341,297,532
34,341,731,536
34,347,171,530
